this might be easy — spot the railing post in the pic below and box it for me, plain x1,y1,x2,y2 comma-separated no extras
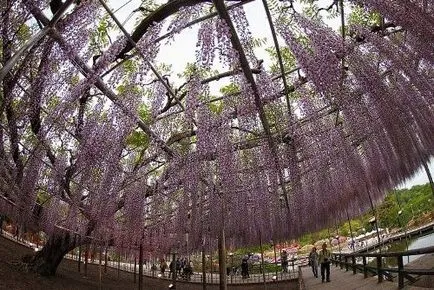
352,256,356,274
397,255,404,289
376,256,383,283
363,256,367,278
345,256,348,271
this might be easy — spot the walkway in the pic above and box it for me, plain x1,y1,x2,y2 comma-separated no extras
301,265,398,290
338,221,434,254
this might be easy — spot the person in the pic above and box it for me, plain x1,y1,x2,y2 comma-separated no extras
308,247,319,278
318,242,331,282
176,258,182,275
169,259,175,278
350,239,355,251
160,259,167,277
281,250,288,272
241,257,249,278
183,260,193,280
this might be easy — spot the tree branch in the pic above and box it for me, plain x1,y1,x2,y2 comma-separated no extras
117,0,252,59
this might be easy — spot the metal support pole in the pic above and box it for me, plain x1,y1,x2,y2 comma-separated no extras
78,236,82,273
346,209,355,252
117,252,121,279
99,246,102,290
139,244,143,290
202,245,207,290
259,234,267,287
84,244,89,276
134,257,137,284
104,248,108,273
218,229,227,290
172,251,177,289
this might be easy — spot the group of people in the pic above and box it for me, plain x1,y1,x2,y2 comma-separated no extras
169,257,194,280
308,242,331,283
157,257,193,280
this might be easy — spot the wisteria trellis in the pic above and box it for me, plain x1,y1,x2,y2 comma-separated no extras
0,0,433,266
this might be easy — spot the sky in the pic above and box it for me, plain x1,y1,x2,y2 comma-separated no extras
107,0,432,190
396,158,434,189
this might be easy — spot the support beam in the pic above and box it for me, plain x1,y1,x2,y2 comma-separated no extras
213,0,290,208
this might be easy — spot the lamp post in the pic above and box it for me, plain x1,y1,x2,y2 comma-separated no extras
228,252,234,284
410,204,416,221
397,210,403,231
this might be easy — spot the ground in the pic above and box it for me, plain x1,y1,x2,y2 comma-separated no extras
405,253,434,288
0,235,297,290
0,234,137,290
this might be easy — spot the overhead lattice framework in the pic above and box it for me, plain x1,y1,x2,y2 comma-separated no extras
0,0,433,255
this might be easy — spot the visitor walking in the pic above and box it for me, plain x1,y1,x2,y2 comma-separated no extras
169,259,175,278
160,259,167,277
318,242,331,282
241,257,249,278
308,247,319,278
281,250,288,272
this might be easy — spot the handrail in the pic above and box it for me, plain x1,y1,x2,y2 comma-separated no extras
331,245,434,289
338,245,434,258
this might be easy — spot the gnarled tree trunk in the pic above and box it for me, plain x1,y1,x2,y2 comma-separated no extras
29,232,77,276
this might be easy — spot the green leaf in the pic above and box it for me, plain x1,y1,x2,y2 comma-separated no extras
138,104,151,123
126,130,150,149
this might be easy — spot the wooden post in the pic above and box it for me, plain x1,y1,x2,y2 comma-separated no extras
352,256,356,274
363,256,367,278
376,256,383,283
397,255,404,289
345,256,348,271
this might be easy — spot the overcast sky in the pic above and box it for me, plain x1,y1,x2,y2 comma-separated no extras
108,0,432,190
396,158,434,189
